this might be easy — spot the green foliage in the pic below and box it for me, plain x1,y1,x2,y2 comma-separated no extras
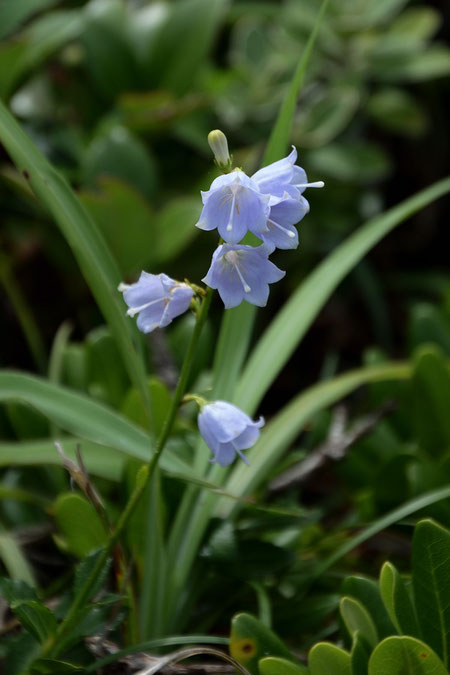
0,0,450,671
308,643,351,675
368,637,448,675
379,563,420,638
0,578,57,644
52,493,107,557
340,596,378,648
259,657,309,675
0,101,152,423
411,346,450,458
412,520,450,666
229,520,450,675
230,613,296,675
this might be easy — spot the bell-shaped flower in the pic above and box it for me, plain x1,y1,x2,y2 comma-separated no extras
251,146,324,200
202,243,285,309
198,400,264,467
119,272,193,333
260,192,310,250
195,170,270,244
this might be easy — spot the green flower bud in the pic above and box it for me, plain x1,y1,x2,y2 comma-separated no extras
208,129,232,172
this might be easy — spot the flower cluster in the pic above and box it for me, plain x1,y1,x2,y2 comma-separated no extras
118,132,322,466
195,145,322,308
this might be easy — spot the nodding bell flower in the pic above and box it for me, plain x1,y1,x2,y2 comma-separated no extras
202,243,285,309
198,400,264,467
119,272,193,333
197,143,322,250
195,170,270,245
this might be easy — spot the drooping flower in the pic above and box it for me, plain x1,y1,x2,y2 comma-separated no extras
195,170,270,244
251,146,324,200
119,272,193,333
202,243,285,309
198,400,264,467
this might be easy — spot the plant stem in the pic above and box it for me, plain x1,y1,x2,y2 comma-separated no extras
41,289,213,659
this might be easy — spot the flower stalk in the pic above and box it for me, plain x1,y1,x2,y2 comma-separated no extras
41,289,214,659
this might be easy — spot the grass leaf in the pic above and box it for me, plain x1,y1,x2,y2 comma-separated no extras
0,102,152,422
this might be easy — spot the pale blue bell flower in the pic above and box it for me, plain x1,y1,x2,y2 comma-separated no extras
202,243,285,308
195,170,270,244
198,400,264,467
119,271,193,333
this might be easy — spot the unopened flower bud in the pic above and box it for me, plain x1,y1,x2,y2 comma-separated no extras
208,129,232,172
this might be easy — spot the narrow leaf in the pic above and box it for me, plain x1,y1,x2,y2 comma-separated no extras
308,643,351,675
0,102,151,421
235,177,450,416
315,489,450,581
220,363,410,518
263,0,329,166
0,370,185,474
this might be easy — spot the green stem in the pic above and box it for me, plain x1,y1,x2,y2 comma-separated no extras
40,289,213,659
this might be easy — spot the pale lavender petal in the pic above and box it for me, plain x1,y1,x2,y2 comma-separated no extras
198,412,223,456
161,284,194,326
251,147,297,196
197,171,268,244
202,246,245,308
260,195,308,249
212,442,236,467
234,418,264,450
216,281,245,309
122,271,164,308
292,165,308,194
201,401,250,443
136,299,166,333
245,279,270,307
264,258,286,284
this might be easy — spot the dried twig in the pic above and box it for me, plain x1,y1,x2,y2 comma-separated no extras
86,637,239,674
55,441,107,527
269,401,395,492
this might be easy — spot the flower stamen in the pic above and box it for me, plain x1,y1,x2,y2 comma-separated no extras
223,250,251,292
227,191,237,232
126,297,163,317
268,218,296,238
294,181,324,188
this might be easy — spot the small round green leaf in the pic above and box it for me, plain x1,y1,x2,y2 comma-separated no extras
308,643,351,675
259,656,308,675
369,636,448,675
